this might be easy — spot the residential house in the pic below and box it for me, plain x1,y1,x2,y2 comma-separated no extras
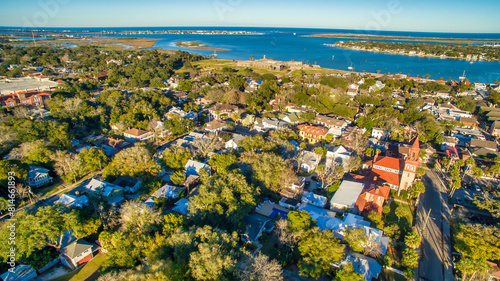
204,120,227,133
61,239,98,268
295,150,322,172
279,197,301,209
225,133,244,150
185,160,211,177
344,252,383,281
27,165,53,188
492,121,500,137
459,117,478,128
123,128,154,143
329,180,365,212
84,178,124,205
208,104,238,120
441,136,458,151
326,145,352,169
143,184,185,208
354,183,391,214
0,264,37,281
435,90,451,99
297,124,328,144
341,126,365,148
113,176,142,193
371,127,390,140
470,139,497,151
237,112,256,127
281,177,306,198
255,118,289,131
101,138,132,156
301,192,328,208
56,194,88,208
169,91,189,104
368,81,385,92
319,213,390,255
297,203,337,230
279,112,301,125
424,97,435,107
314,115,347,136
165,106,198,124
347,83,359,96
172,197,190,216
241,213,275,243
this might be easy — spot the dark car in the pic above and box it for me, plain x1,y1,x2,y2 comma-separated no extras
311,175,319,181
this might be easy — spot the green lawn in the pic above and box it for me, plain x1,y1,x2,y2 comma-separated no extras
385,201,414,237
68,253,107,281
379,268,408,281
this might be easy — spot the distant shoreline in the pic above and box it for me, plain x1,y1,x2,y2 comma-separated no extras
304,33,500,44
174,41,230,52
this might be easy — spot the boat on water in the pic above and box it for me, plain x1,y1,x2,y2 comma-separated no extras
348,63,354,70
293,32,296,35
459,71,466,80
332,55,334,60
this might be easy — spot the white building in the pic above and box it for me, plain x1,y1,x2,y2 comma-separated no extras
27,165,53,188
326,145,352,169
123,128,154,143
329,180,365,212
371,127,390,140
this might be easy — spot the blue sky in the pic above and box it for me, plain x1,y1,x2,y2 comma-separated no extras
1,0,499,33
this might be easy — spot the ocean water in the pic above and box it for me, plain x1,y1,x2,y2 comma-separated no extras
3,26,500,83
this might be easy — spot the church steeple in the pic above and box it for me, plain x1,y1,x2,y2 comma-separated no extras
408,137,420,162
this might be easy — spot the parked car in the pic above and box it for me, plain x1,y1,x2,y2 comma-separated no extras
474,185,482,192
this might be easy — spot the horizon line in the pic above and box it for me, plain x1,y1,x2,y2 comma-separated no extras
1,25,500,35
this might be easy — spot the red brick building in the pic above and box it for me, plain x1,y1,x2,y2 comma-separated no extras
0,91,51,108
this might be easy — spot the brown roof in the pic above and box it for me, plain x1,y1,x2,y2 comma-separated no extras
470,139,497,151
210,103,238,112
314,115,345,128
297,124,328,136
123,128,150,137
459,117,478,125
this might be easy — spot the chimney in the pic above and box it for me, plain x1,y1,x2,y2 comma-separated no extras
374,150,379,162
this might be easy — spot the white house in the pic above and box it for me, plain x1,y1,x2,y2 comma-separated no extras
27,165,53,188
123,128,154,143
225,134,244,150
301,192,328,208
371,127,390,140
84,178,124,205
185,160,211,177
61,239,96,268
56,194,88,208
326,145,352,169
295,150,322,172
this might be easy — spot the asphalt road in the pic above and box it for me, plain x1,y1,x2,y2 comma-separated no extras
418,168,455,281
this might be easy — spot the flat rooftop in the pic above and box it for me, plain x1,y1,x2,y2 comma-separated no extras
0,77,57,95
